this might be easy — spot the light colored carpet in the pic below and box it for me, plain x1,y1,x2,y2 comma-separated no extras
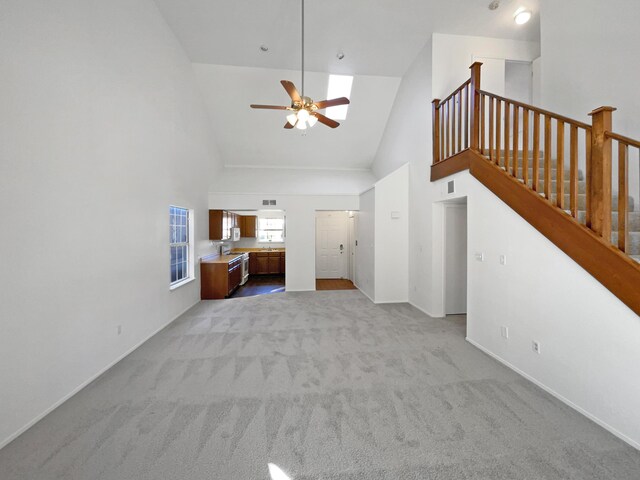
1,290,639,479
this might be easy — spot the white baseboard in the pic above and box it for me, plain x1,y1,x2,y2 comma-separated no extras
353,282,376,304
408,301,443,319
0,301,198,451
466,337,640,451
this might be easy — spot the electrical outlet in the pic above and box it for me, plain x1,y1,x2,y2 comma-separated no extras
501,326,509,339
117,325,122,336
532,341,541,354
500,255,507,265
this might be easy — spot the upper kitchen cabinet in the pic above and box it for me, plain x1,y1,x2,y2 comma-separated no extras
209,210,225,241
240,215,257,238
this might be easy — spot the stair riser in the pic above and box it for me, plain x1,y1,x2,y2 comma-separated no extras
611,232,640,255
513,167,585,181
546,194,635,212
576,211,640,231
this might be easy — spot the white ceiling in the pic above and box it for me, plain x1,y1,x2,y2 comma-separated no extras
154,0,540,77
194,64,400,169
154,0,540,172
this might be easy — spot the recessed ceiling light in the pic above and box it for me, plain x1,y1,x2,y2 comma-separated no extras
259,45,269,52
514,9,532,24
336,51,345,60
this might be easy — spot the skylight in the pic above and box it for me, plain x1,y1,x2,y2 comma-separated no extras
325,74,353,120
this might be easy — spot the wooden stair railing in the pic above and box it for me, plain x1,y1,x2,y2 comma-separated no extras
432,62,640,316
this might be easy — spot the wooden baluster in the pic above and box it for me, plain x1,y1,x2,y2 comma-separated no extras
618,142,628,252
512,105,519,178
588,106,615,240
432,99,441,164
544,115,552,200
532,112,540,191
480,95,486,154
444,101,450,159
451,99,455,155
556,120,565,209
585,129,592,227
451,98,456,154
458,92,462,153
488,96,495,162
569,125,578,217
495,100,502,165
465,85,469,149
469,62,482,151
523,108,529,186
504,102,511,173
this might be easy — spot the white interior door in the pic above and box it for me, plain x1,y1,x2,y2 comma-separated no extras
445,204,468,314
316,212,348,279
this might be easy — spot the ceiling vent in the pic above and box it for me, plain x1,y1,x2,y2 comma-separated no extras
262,200,277,206
447,180,455,194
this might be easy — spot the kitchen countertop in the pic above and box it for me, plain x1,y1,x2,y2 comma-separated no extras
230,248,286,253
201,254,243,264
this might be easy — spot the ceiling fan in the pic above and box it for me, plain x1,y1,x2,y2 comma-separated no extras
250,0,350,130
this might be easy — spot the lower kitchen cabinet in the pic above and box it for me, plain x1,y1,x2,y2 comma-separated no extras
201,256,242,299
249,251,285,275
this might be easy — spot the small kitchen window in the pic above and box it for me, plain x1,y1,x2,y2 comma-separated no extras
170,206,194,288
258,217,285,243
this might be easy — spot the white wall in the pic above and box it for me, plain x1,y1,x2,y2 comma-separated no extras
0,0,221,447
432,33,540,99
355,189,375,300
463,174,640,449
212,166,376,196
539,0,640,203
209,193,358,291
374,164,410,303
372,29,640,447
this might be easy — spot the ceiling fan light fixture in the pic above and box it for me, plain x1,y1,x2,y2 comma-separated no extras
295,119,308,130
514,8,532,24
286,113,298,126
297,109,310,121
307,115,318,127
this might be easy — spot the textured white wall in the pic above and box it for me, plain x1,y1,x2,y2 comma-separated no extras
355,189,375,300
539,0,640,203
209,193,359,292
211,166,376,196
464,174,640,449
0,0,222,447
374,164,409,303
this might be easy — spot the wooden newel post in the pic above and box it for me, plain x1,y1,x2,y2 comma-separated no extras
469,62,482,151
432,99,441,164
588,106,616,239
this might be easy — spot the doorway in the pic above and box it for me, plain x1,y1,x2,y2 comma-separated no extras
315,211,357,290
443,200,468,315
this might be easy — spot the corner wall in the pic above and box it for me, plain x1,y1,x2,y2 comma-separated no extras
0,0,222,447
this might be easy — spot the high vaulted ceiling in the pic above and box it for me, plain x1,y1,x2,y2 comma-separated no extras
153,0,540,172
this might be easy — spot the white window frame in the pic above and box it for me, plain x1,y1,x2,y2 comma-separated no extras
257,217,285,244
169,206,195,290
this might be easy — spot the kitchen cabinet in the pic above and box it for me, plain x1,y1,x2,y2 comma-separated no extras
201,255,243,299
240,215,257,238
250,251,285,275
256,252,269,274
209,210,241,241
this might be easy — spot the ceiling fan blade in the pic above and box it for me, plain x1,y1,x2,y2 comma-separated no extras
281,80,302,103
313,97,350,110
284,121,294,129
313,113,340,129
250,104,289,110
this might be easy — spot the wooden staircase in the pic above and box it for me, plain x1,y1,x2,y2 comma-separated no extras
431,63,640,314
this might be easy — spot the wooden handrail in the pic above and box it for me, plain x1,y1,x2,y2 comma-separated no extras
439,79,471,106
605,131,640,149
478,89,592,130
